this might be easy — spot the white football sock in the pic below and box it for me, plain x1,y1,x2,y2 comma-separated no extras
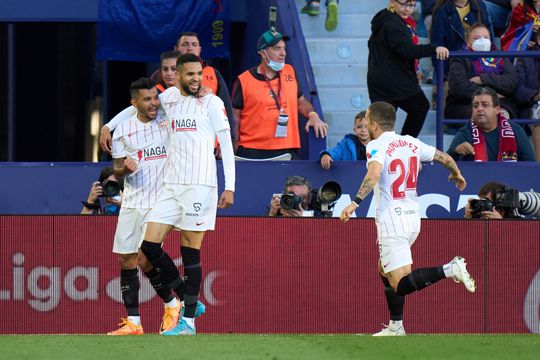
127,315,141,326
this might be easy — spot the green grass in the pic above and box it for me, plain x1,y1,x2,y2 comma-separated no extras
1,334,538,360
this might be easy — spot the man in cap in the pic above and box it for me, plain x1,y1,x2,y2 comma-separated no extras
231,30,328,159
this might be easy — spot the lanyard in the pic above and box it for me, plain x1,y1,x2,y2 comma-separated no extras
259,65,283,111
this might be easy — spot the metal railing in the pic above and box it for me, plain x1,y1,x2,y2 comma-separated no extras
435,50,540,150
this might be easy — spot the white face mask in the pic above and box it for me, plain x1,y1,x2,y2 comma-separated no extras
472,37,491,52
264,49,285,72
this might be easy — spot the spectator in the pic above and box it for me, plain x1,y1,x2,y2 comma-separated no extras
418,0,438,83
484,0,520,34
368,0,449,138
501,0,540,51
431,0,494,78
155,51,181,93
447,87,535,161
445,23,519,122
514,29,540,160
232,30,328,159
300,0,339,31
320,111,370,169
81,166,122,215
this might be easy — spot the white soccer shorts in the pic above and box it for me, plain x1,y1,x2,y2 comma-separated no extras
145,183,218,231
113,207,150,254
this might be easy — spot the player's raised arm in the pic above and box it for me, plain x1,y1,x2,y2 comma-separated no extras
433,149,467,191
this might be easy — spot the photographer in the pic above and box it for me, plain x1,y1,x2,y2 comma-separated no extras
81,166,122,215
464,181,540,219
268,175,342,217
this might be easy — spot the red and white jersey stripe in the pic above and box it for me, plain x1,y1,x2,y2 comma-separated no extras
366,131,436,236
112,114,169,209
159,87,230,187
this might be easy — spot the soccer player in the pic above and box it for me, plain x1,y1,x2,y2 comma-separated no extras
340,101,476,336
107,78,182,335
140,53,235,336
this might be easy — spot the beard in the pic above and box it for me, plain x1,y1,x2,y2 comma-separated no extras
182,82,200,96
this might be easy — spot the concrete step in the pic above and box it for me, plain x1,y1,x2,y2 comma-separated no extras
312,63,366,86
295,0,388,15
318,85,434,112
306,38,368,64
300,13,373,38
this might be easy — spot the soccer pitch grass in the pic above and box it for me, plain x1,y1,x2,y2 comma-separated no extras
1,334,538,360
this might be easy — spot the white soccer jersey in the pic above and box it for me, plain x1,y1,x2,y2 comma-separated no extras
112,114,169,209
159,87,230,187
366,131,436,236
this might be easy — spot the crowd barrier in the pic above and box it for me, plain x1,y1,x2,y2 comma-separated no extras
1,216,538,334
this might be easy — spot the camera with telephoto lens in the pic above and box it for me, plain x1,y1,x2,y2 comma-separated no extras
280,181,342,217
100,179,121,198
470,186,520,218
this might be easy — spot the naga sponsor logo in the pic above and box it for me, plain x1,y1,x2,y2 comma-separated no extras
0,252,223,312
172,118,197,132
137,146,167,161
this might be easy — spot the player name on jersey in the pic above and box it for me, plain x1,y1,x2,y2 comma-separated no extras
386,139,419,157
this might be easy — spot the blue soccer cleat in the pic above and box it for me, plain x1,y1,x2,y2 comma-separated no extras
180,300,206,318
162,318,196,336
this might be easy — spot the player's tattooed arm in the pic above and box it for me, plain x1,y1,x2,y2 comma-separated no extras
434,150,459,176
356,162,382,201
433,149,467,191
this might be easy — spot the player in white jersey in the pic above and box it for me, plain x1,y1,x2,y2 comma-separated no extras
140,53,235,336
107,78,182,336
341,102,476,336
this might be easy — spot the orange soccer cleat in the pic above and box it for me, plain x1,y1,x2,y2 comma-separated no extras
107,318,144,336
160,302,182,334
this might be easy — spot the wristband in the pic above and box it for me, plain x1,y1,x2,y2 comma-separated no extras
352,197,362,206
82,201,101,210
307,111,317,118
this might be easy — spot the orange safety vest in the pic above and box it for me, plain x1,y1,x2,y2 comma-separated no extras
237,64,299,150
202,66,218,95
155,82,166,94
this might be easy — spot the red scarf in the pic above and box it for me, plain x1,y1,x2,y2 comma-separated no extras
403,16,419,74
471,114,518,162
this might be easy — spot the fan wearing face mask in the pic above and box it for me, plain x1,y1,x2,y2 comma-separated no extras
231,30,329,159
445,22,519,123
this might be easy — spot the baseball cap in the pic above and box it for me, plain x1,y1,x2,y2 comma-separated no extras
257,30,290,51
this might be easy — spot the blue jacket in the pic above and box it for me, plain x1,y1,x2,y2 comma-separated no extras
320,134,367,161
430,1,493,76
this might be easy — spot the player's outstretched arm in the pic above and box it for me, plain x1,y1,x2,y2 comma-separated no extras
100,106,137,153
340,162,382,223
216,129,235,209
433,149,466,191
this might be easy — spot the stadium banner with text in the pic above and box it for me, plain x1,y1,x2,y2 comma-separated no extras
96,0,230,62
0,162,539,217
1,216,538,334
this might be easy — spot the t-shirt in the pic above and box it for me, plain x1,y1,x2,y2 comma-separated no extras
111,114,169,209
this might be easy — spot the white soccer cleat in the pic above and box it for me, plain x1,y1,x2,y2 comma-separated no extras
373,324,406,337
450,256,476,293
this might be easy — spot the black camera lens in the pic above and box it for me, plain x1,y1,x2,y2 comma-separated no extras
280,193,302,211
317,181,342,204
469,198,493,218
101,180,120,198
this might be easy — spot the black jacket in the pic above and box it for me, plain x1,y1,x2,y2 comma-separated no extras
445,56,519,119
367,9,436,102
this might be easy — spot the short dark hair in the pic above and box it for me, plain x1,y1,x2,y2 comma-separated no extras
176,32,199,45
472,87,500,107
283,175,312,194
176,53,203,68
98,166,114,183
354,111,367,121
129,77,155,98
478,181,505,198
368,102,396,131
160,50,181,63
